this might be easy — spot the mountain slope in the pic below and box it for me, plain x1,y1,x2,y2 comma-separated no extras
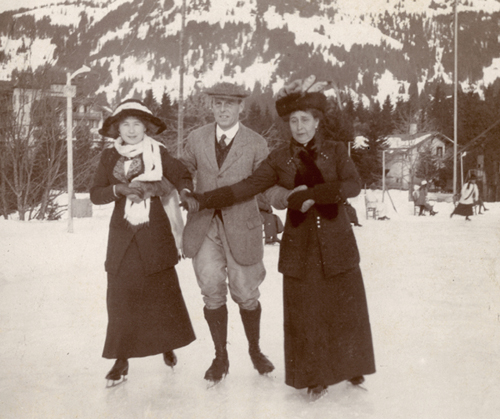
0,0,499,106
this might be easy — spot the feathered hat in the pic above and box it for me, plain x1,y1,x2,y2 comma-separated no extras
99,99,166,139
275,75,332,118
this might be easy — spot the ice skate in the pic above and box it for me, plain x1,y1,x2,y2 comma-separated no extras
105,359,128,388
163,350,177,369
307,385,328,401
249,349,274,375
349,375,367,390
204,355,229,387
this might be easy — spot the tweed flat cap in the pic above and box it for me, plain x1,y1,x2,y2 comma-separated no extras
204,82,250,99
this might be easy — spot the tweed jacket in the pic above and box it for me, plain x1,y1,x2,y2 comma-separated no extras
217,138,362,279
181,123,268,265
90,146,193,276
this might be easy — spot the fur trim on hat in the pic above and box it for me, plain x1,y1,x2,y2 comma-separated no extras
99,99,166,139
275,91,328,118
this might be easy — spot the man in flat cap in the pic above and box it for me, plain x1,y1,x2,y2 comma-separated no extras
181,81,275,384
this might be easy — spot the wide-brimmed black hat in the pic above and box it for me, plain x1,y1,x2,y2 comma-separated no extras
99,99,166,139
275,91,328,118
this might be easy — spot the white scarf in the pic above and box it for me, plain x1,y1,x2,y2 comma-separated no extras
114,135,163,226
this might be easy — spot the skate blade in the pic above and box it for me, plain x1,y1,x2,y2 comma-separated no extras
308,389,328,403
350,383,368,391
106,376,127,388
205,375,228,389
206,379,223,389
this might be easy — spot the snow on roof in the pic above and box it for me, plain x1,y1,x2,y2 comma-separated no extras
386,133,434,150
354,133,441,151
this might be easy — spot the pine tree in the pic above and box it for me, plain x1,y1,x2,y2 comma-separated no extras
143,89,158,114
158,91,176,127
244,101,263,133
381,95,394,137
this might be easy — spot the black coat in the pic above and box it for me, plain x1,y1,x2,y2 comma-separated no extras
225,137,362,279
90,146,193,275
90,145,196,359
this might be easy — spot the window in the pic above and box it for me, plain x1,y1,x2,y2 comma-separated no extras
436,147,443,157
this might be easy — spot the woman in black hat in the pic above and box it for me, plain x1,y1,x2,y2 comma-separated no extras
191,77,375,399
450,174,479,221
90,99,197,385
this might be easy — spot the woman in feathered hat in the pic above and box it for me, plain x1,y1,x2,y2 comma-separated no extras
450,173,479,221
190,76,376,399
90,99,198,385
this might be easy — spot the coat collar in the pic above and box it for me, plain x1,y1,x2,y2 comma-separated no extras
203,123,246,174
216,122,240,143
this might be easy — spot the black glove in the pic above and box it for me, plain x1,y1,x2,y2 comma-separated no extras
287,188,314,211
115,183,144,199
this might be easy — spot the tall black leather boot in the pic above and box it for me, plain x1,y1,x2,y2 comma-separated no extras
240,302,275,375
204,305,229,383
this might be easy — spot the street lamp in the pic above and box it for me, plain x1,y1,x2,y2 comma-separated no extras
382,149,393,202
66,65,90,233
453,0,458,196
177,0,186,158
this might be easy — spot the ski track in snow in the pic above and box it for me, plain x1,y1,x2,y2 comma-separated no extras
1,189,499,418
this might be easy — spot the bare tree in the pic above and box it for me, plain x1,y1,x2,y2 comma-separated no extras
0,84,68,220
0,86,40,220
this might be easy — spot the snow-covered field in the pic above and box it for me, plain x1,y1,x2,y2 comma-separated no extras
1,189,499,419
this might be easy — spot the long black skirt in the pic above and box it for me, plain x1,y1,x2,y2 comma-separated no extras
103,238,195,359
283,235,375,389
452,203,474,217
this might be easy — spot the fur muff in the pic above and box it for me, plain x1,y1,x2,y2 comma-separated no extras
290,140,338,226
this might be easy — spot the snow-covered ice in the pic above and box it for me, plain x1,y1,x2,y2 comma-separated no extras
1,189,499,418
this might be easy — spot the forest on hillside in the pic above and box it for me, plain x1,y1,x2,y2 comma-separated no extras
1,64,500,221
1,4,499,102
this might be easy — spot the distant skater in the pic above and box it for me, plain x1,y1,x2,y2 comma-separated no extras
475,183,489,214
258,194,283,244
415,180,437,216
450,174,479,221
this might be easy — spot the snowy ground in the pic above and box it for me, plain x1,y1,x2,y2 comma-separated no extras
1,189,499,419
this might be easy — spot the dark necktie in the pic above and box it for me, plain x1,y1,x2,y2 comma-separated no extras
220,134,227,148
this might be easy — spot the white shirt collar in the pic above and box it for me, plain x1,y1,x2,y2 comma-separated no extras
216,122,240,144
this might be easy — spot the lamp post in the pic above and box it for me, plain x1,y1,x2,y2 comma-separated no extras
66,65,90,233
177,0,186,158
460,151,467,187
453,0,458,196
